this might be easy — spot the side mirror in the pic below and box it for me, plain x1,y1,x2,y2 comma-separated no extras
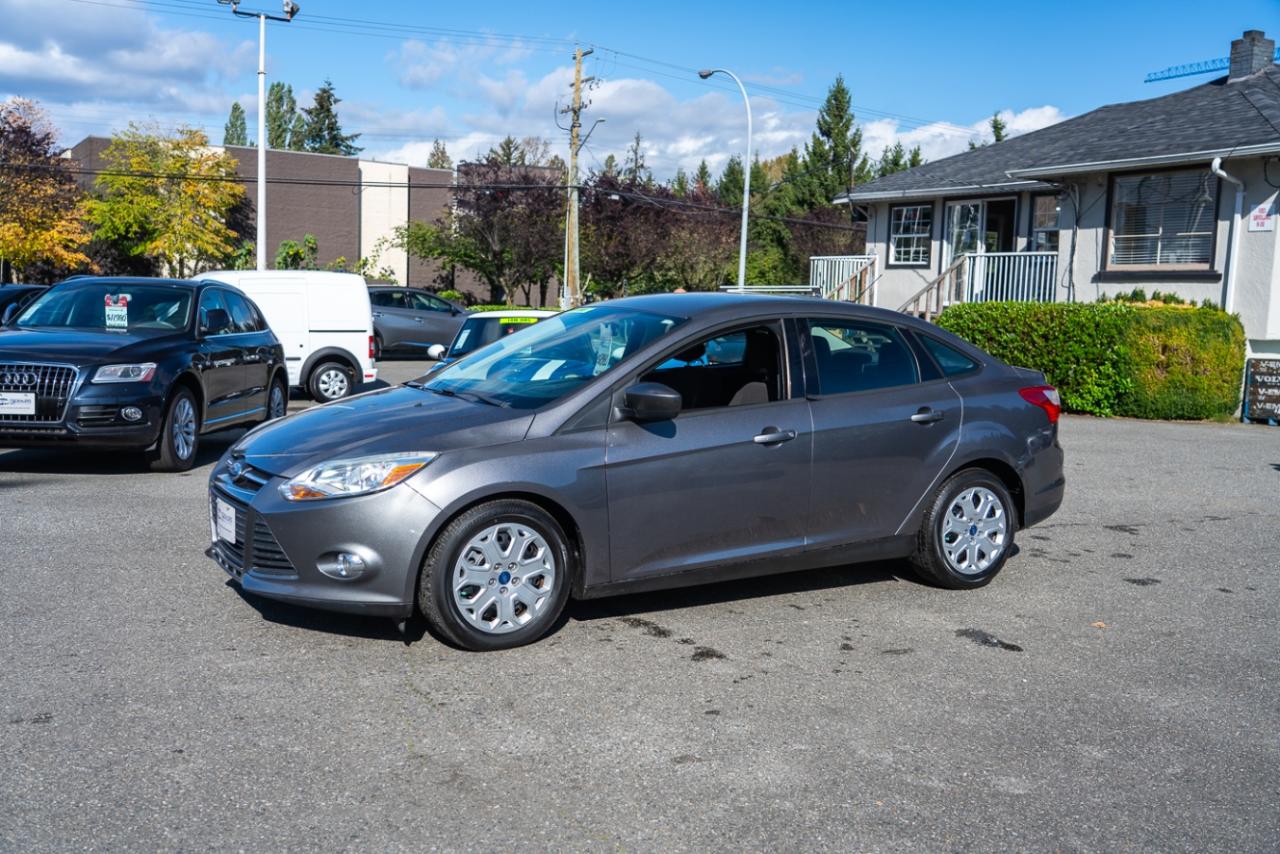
0,304,18,327
427,343,446,361
622,382,682,422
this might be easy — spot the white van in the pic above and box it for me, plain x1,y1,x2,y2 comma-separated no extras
200,270,377,401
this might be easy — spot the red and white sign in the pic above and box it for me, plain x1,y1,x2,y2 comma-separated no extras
1248,200,1274,232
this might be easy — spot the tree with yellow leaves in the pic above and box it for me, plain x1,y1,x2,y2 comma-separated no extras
87,124,245,278
0,98,92,281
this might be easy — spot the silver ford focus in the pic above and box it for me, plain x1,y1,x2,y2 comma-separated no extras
207,294,1064,651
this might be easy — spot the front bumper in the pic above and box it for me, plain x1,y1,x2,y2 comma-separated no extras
0,377,165,448
206,458,441,618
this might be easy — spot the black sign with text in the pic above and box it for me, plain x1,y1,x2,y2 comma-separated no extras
1245,359,1280,421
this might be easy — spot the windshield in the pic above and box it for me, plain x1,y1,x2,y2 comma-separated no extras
423,305,686,410
447,315,545,359
16,283,193,334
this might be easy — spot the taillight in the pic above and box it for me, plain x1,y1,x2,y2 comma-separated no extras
1019,385,1061,424
369,335,376,360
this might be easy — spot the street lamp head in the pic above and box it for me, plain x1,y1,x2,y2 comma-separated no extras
282,0,299,19
698,69,715,80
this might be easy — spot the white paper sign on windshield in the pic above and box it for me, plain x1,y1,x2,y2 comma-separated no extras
105,294,130,329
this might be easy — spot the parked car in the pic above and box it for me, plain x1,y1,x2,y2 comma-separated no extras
201,270,377,402
368,287,466,358
425,309,557,364
207,293,1065,650
0,284,47,323
0,276,287,471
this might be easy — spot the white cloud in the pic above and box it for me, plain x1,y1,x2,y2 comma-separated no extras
861,106,1067,164
393,36,536,90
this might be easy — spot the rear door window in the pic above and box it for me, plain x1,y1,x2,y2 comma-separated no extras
224,292,262,333
807,319,919,394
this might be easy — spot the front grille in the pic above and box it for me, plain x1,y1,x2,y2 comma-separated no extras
210,488,297,580
77,405,119,427
0,362,78,426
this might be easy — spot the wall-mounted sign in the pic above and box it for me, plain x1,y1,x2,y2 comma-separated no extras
1244,358,1280,423
1248,200,1275,232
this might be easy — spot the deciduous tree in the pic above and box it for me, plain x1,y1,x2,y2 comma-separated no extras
223,102,248,147
427,138,451,169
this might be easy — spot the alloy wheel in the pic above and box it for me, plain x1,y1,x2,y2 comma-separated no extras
171,397,197,460
940,486,1008,575
269,384,287,418
451,522,557,634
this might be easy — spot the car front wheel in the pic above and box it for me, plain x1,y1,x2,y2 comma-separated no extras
910,469,1016,589
149,387,200,472
418,499,572,651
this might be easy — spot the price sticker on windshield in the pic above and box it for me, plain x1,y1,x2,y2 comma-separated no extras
105,294,130,329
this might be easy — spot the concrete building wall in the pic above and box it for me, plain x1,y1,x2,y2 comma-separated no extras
356,160,409,284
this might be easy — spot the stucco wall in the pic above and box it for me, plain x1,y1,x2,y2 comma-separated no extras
355,160,409,285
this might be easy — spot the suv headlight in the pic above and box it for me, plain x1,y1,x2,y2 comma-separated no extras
279,452,437,501
93,363,157,383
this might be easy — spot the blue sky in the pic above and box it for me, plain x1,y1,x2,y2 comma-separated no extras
2,0,1277,177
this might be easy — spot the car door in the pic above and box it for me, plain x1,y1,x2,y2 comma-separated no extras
604,319,813,581
223,290,273,412
195,288,246,428
370,290,414,350
406,292,466,347
801,316,962,549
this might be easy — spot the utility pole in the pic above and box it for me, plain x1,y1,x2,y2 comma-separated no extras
218,1,300,271
559,46,599,308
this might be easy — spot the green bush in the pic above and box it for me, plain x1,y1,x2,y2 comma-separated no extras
437,289,466,303
467,304,538,313
937,302,1244,420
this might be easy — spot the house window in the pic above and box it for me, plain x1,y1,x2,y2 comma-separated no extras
1109,169,1215,268
1031,195,1059,252
890,204,933,266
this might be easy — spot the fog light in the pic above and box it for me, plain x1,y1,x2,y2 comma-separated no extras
318,552,367,581
121,406,143,422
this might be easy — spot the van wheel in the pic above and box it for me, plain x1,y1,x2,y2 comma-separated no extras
308,361,352,401
148,387,200,472
373,333,384,361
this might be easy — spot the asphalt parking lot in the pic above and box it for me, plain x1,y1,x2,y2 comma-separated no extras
2,361,1278,852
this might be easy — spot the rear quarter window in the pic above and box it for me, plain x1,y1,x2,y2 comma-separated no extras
919,334,979,376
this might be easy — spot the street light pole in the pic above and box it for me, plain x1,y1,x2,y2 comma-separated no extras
699,68,751,291
219,1,300,271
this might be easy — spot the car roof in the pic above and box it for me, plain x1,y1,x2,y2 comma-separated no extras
466,309,558,318
55,276,207,290
596,292,926,327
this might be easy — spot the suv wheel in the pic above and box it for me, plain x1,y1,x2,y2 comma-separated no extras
149,387,200,472
909,469,1016,589
308,361,352,401
418,500,573,651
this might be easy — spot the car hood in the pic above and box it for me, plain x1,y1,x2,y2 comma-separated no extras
233,384,535,476
0,328,173,365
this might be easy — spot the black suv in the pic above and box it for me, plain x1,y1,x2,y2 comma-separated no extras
0,277,287,471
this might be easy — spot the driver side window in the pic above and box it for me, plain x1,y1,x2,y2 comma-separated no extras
642,324,784,410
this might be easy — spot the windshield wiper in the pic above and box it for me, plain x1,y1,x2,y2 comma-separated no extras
421,385,508,408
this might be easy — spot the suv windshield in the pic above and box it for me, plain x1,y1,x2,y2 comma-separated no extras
17,283,193,334
423,305,685,410
447,315,544,360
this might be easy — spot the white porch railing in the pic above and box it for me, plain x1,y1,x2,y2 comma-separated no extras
963,251,1057,302
809,255,879,304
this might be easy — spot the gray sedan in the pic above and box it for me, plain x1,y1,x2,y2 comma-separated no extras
207,294,1065,651
368,287,466,358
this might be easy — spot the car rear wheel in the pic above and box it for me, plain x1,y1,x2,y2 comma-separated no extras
149,387,199,473
308,361,352,402
909,469,1016,589
418,499,572,651
263,374,288,422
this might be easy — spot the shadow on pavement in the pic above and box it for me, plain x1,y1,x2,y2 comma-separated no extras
228,581,426,644
0,428,247,475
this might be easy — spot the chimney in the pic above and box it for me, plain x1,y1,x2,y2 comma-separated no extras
1229,30,1275,80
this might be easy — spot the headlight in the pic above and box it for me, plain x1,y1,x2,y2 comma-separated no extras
279,452,437,501
93,363,157,383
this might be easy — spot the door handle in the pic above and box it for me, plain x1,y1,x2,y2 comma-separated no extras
373,311,384,318
753,427,797,445
911,407,945,424
413,317,424,323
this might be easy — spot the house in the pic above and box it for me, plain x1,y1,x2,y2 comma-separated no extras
824,30,1280,360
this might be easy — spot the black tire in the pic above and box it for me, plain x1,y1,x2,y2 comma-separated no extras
909,468,1017,589
418,499,573,651
307,360,353,402
373,333,384,361
261,373,288,423
148,387,200,473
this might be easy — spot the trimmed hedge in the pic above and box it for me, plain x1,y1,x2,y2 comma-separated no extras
937,302,1245,420
467,304,537,313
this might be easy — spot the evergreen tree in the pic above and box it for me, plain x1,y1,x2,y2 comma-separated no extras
801,74,871,203
601,153,619,178
427,139,451,169
624,132,650,185
223,102,248,147
287,113,307,151
671,167,689,197
300,79,362,156
488,136,522,166
876,142,908,177
907,146,924,168
990,111,1008,143
716,155,744,206
265,82,297,150
693,159,713,193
